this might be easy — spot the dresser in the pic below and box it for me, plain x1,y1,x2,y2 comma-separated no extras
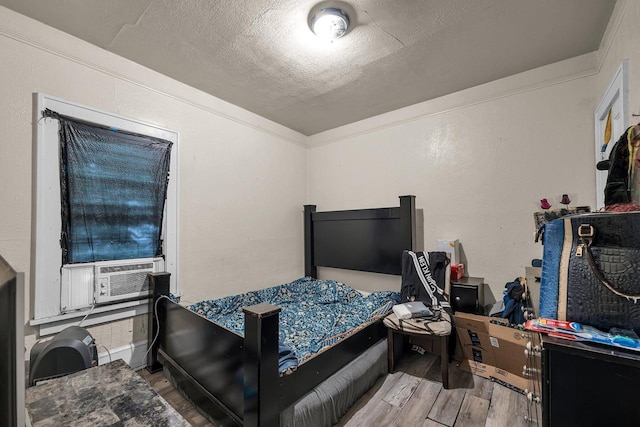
542,335,640,426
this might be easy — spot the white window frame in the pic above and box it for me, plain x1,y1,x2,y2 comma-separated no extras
31,93,179,334
594,60,629,210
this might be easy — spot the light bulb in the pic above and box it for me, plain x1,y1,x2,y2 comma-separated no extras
310,8,349,41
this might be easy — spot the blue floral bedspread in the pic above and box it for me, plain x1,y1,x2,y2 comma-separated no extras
187,277,399,366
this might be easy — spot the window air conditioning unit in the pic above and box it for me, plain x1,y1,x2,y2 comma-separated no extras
94,258,164,304
60,258,165,312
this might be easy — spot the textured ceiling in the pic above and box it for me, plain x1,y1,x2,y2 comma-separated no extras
0,0,616,135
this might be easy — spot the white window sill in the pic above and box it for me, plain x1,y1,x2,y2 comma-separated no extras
30,299,151,336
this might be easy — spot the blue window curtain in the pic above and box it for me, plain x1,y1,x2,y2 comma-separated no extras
44,109,172,264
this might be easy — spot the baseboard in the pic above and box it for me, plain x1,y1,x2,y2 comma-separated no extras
98,339,148,370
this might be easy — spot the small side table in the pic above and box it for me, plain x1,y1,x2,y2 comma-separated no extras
450,276,485,314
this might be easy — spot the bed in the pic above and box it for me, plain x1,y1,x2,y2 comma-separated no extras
147,195,417,426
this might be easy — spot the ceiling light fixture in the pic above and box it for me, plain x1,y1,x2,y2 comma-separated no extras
310,7,350,41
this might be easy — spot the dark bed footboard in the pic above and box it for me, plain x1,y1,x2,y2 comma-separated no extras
149,276,387,427
149,275,285,426
163,300,245,421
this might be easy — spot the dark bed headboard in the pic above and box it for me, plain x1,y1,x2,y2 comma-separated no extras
304,195,416,277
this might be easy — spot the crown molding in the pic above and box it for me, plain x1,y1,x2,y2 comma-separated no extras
595,0,630,74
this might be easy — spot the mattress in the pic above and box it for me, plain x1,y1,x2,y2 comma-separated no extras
187,276,398,368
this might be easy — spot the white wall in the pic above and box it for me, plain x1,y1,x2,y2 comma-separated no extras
0,7,307,352
307,55,599,303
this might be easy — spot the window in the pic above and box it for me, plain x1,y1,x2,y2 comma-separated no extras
32,94,178,333
51,110,172,264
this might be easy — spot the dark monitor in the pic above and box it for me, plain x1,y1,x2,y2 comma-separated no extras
0,255,26,426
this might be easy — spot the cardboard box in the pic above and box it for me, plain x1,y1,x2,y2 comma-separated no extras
456,326,496,366
487,321,529,376
455,312,489,333
459,359,528,392
454,312,530,388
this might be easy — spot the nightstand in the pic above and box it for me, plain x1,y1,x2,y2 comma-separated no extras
450,276,485,314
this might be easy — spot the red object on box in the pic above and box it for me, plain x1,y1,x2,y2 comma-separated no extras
451,264,464,280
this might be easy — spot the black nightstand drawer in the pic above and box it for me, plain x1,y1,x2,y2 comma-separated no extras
451,277,485,314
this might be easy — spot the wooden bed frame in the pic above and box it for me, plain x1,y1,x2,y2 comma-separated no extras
147,195,416,426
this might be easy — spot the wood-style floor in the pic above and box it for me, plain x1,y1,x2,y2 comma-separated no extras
138,351,531,427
